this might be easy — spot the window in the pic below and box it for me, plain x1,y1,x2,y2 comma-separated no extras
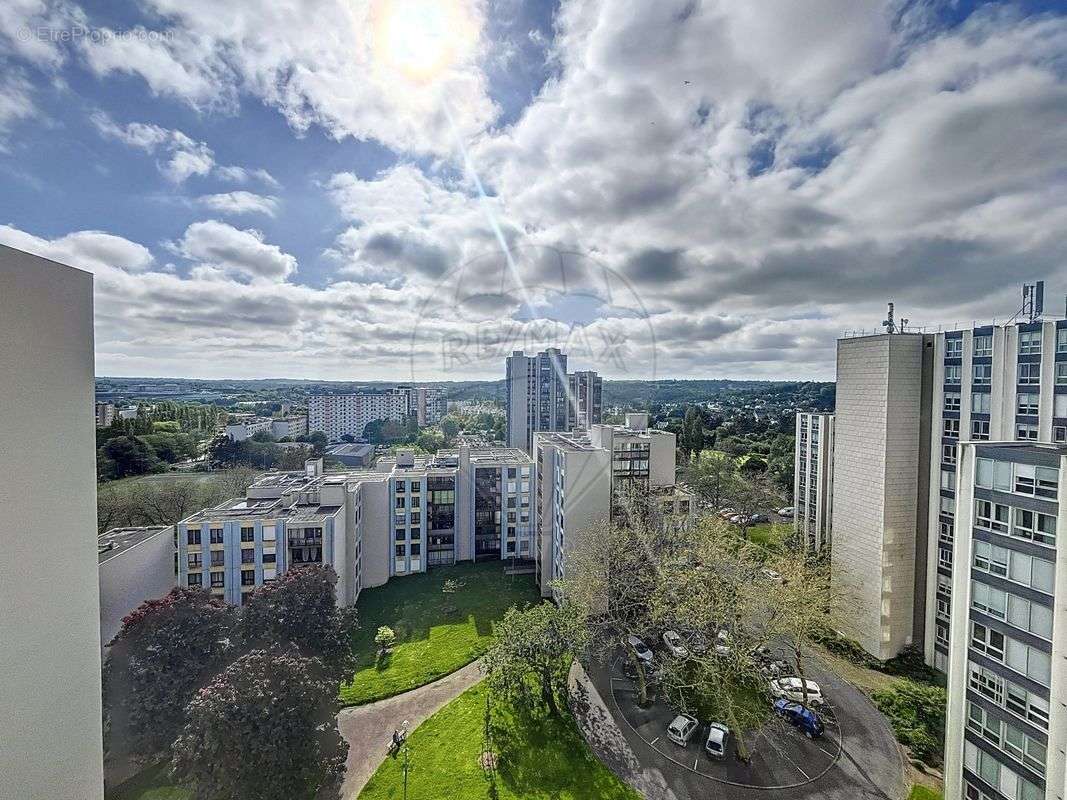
210,572,225,588
940,496,955,516
1055,425,1067,443
972,392,991,414
395,528,406,541
1013,464,1059,498
1018,362,1041,385
1056,362,1067,385
187,553,202,568
939,521,954,545
944,418,960,437
1005,638,1051,685
945,365,962,385
941,469,957,492
972,419,990,440
240,526,254,542
973,364,992,385
395,496,406,508
1012,508,1056,546
410,542,421,555
1017,393,1039,415
263,552,276,564
936,575,952,621
187,529,201,545
187,573,203,587
971,622,1005,660
394,544,406,557
1058,327,1067,353
974,335,993,357
210,528,224,544
975,499,1009,533
967,702,1001,744
1056,394,1067,418
943,444,957,465
1019,329,1042,355
241,570,255,586
1017,423,1038,441
1004,724,1047,775
971,581,1006,619
938,546,953,570
1006,681,1050,730
210,550,225,566
944,392,961,411
969,661,1004,705
976,458,993,488
973,540,1009,577
946,338,963,357
1007,594,1053,640
935,623,949,645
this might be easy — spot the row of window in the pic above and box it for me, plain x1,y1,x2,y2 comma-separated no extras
964,740,1043,800
186,526,279,545
974,499,1056,547
973,540,1055,594
945,334,994,358
943,418,990,439
967,702,1046,776
975,460,1058,500
945,328,1067,359
944,363,1046,386
970,580,1053,640
971,622,1051,686
969,660,1050,731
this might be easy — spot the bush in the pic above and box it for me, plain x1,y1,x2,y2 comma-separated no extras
873,679,946,765
375,626,396,652
881,645,944,685
812,626,877,667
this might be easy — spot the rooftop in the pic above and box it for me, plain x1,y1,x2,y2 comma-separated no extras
98,526,172,564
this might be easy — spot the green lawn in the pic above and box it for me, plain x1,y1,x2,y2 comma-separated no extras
106,763,189,800
747,522,790,550
340,562,541,706
908,785,943,800
360,682,640,800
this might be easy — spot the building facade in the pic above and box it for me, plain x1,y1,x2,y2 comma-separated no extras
794,412,835,551
1,245,104,799
394,385,447,427
568,370,603,429
98,526,176,648
506,348,570,452
95,401,116,427
944,442,1062,800
308,392,408,441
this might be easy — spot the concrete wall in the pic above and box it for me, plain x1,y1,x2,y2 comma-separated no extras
99,531,176,647
0,245,104,799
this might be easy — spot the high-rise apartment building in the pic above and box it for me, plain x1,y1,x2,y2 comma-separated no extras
944,442,1062,800
394,385,447,427
308,392,408,441
794,412,835,551
568,370,603,429
1,245,104,799
95,401,116,427
506,348,570,452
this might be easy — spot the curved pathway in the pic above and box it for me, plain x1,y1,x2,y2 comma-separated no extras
336,660,485,799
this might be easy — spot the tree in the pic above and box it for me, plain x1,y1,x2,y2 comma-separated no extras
483,602,585,717
98,435,160,479
682,406,705,463
108,587,236,755
172,647,348,800
440,415,461,442
685,451,738,509
241,565,356,672
725,471,783,539
375,625,396,652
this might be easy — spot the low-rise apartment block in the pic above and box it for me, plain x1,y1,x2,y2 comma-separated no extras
794,412,835,551
98,526,176,647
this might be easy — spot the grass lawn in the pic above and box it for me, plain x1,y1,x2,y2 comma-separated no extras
747,522,790,550
360,682,640,800
106,763,189,800
908,785,943,800
339,561,541,706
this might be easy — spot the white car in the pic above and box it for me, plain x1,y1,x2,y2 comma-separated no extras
718,508,736,519
777,506,795,516
769,676,824,706
662,630,689,658
666,714,699,746
625,634,654,664
704,722,730,759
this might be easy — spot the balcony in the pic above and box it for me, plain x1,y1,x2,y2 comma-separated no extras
288,534,323,547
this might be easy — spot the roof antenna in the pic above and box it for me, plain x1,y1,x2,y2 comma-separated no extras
883,302,897,334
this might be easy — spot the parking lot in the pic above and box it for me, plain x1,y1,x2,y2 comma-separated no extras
587,653,905,800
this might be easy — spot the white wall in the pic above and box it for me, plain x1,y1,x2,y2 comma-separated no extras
99,531,176,647
0,245,104,799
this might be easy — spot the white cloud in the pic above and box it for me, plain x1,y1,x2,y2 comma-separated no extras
197,191,279,217
0,72,36,146
0,224,153,273
176,220,297,281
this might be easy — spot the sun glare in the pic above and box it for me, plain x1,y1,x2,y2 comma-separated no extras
371,0,475,83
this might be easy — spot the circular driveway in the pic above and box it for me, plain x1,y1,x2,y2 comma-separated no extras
586,657,905,800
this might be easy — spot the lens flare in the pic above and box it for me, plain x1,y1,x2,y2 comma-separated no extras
371,0,475,83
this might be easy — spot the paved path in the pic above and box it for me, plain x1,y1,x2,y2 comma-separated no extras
337,661,485,799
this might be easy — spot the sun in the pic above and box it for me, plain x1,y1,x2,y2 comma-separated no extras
371,0,476,83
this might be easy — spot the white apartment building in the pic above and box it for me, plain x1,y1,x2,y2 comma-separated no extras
394,385,447,427
225,417,275,441
176,448,535,606
831,333,932,661
506,348,570,452
534,413,687,597
794,413,835,551
271,414,308,439
944,442,1063,800
1,245,104,799
95,401,116,427
568,370,603,429
308,392,407,442
98,526,176,648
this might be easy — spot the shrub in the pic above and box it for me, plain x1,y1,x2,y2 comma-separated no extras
873,679,946,766
375,626,396,652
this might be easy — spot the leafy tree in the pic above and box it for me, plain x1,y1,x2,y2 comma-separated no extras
724,471,783,539
483,603,585,717
108,587,236,755
172,647,348,800
241,565,356,671
872,680,947,765
440,416,461,442
98,435,161,479
685,451,738,509
374,626,396,652
681,406,705,462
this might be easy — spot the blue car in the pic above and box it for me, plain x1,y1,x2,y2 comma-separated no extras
773,699,825,738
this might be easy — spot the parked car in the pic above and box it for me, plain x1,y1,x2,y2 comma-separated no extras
729,514,747,525
769,676,824,706
624,634,654,664
773,699,825,738
750,513,769,523
704,722,730,759
718,507,736,519
666,714,700,746
777,506,795,516
662,630,689,658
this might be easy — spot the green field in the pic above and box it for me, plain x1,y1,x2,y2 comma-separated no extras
106,763,189,800
360,682,640,800
746,521,790,550
908,786,943,800
340,561,541,706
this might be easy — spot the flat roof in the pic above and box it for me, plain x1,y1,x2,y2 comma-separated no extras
326,443,376,456
98,526,172,563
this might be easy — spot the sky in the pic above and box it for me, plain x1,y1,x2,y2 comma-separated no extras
2,0,1067,383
